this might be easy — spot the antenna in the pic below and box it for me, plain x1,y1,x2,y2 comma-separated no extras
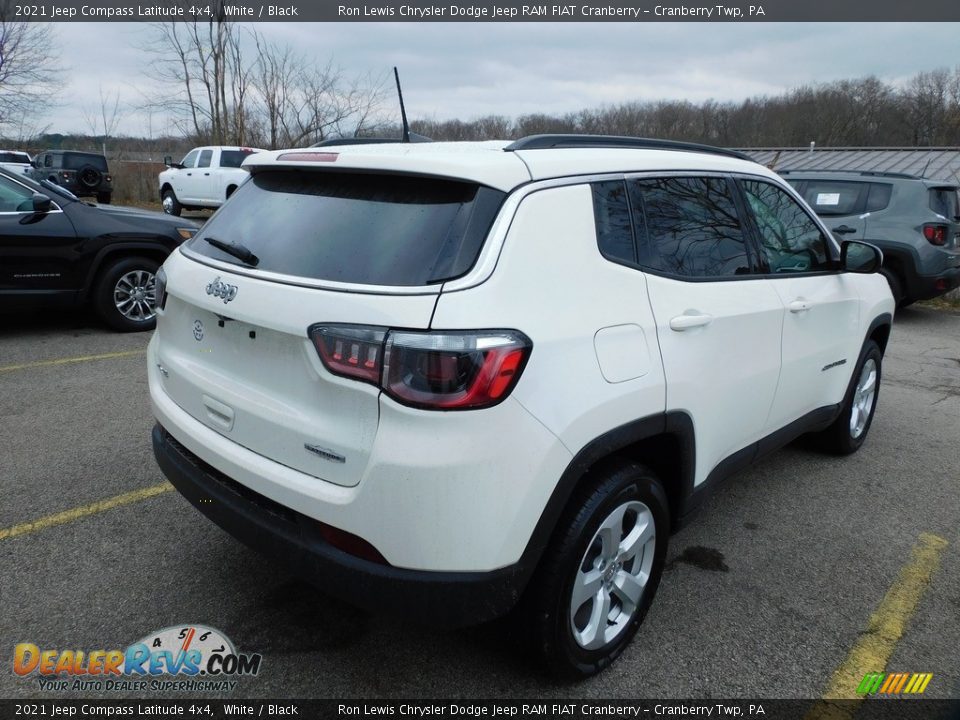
395,67,410,144
919,150,934,180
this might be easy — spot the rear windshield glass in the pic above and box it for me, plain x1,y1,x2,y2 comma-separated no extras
187,171,506,286
63,154,108,171
0,152,30,163
929,187,959,219
220,150,256,168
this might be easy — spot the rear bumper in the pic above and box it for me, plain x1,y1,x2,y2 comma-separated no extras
153,423,528,627
904,265,960,302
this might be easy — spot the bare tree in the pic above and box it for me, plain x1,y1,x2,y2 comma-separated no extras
901,69,951,146
0,16,60,131
82,85,124,154
145,22,388,149
144,20,253,145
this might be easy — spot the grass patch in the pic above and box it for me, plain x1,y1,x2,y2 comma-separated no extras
917,294,960,312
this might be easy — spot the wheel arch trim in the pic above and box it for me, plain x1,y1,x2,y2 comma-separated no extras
515,412,695,594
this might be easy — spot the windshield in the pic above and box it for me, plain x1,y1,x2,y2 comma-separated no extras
187,171,505,286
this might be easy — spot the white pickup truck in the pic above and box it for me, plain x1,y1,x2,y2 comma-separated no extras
159,146,264,216
0,150,33,177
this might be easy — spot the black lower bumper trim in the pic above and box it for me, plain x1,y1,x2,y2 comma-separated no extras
904,266,960,302
152,424,526,627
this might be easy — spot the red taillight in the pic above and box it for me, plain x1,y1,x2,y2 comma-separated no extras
308,325,532,410
310,325,386,384
923,224,947,246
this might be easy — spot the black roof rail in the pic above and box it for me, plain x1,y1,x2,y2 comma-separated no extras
504,134,752,161
779,169,919,180
310,134,432,148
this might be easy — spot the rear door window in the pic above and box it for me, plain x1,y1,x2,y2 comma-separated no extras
798,180,867,216
197,150,213,168
187,171,505,287
864,183,892,213
627,176,752,278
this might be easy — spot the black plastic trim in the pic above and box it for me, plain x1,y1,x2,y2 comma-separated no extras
864,313,894,354
516,413,690,579
153,424,526,628
678,404,841,525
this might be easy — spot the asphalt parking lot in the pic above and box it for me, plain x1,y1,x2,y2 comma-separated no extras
1,305,958,702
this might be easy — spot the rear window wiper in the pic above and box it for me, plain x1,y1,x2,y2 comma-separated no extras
204,237,259,267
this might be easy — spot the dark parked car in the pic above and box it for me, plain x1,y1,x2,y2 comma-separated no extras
0,168,199,331
31,150,114,204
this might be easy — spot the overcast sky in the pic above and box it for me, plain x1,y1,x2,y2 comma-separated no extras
35,22,960,138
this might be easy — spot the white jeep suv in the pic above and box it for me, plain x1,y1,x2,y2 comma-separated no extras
149,135,894,678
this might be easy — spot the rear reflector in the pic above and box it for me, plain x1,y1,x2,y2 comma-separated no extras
277,152,339,162
308,324,532,410
317,522,388,565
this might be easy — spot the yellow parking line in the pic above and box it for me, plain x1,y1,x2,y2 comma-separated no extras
806,532,949,719
0,349,145,374
0,483,174,541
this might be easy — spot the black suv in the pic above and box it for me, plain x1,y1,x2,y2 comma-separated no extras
0,168,199,331
31,150,114,204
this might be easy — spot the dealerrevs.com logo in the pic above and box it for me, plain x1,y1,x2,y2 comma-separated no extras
13,624,262,693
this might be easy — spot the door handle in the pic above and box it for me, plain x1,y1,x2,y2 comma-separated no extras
669,313,713,331
788,299,812,313
186,172,192,176
204,172,210,176
832,225,857,235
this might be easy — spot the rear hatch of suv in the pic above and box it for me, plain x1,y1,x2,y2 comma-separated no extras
155,167,507,487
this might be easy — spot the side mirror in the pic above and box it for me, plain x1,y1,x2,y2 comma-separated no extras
164,155,173,167
841,240,882,274
31,193,53,214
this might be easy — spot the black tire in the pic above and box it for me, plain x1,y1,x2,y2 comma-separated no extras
523,460,669,680
93,256,161,332
225,185,237,199
97,192,112,204
78,164,102,189
879,267,906,307
812,340,882,455
161,188,182,216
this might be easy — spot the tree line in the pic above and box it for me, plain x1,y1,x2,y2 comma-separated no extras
408,71,960,147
